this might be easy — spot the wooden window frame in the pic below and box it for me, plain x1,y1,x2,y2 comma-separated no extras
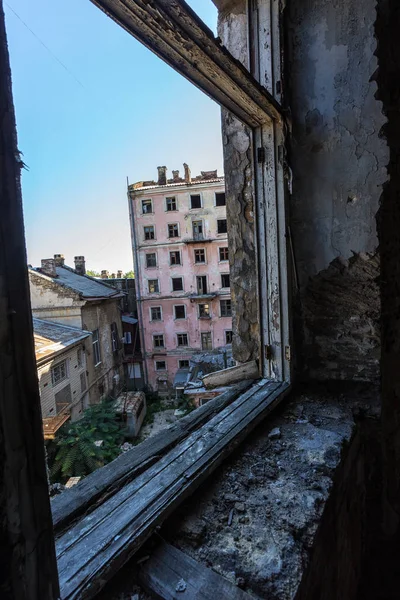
146,252,157,268
148,278,160,294
92,329,101,366
169,250,181,266
51,359,68,387
194,248,206,264
176,332,189,347
165,196,177,211
168,222,180,238
150,305,162,321
144,225,155,240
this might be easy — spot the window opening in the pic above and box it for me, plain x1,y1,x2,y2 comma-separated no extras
77,348,82,368
170,251,181,265
217,219,227,234
92,330,101,365
197,275,207,295
221,273,230,288
201,332,212,350
51,360,68,386
219,247,229,261
148,279,159,293
80,372,87,393
146,253,157,268
55,384,72,414
225,330,233,344
198,303,210,318
153,334,165,348
192,220,203,240
177,333,189,347
124,331,132,344
194,249,206,263
142,199,153,214
172,277,183,292
168,223,179,238
174,305,186,319
215,192,226,206
190,194,201,209
220,299,232,317
151,306,162,321
144,225,155,240
179,359,190,368
166,196,177,211
111,322,119,352
155,360,167,371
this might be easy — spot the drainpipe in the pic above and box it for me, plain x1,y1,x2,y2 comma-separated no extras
127,177,148,387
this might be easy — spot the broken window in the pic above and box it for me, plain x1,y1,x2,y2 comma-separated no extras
151,306,162,321
55,385,72,414
166,196,177,211
190,194,202,209
225,330,233,344
144,225,155,240
172,277,184,291
77,348,82,367
179,359,190,369
201,332,212,351
168,223,179,238
220,299,232,317
80,372,87,393
155,360,166,371
192,220,203,240
170,251,181,266
194,249,206,263
197,275,207,295
215,192,226,206
174,305,186,319
219,247,229,261
142,199,153,214
217,219,227,234
92,329,101,366
51,360,68,386
221,273,230,288
198,303,210,318
146,252,157,268
177,333,189,347
110,322,119,352
148,279,159,293
153,334,164,348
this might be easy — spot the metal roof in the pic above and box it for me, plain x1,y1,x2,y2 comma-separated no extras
122,315,138,325
173,368,190,388
33,318,90,364
30,266,125,300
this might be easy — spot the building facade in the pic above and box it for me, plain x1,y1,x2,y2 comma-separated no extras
128,165,232,391
33,318,91,438
29,255,125,406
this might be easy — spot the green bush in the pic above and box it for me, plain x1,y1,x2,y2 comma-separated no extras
49,400,125,482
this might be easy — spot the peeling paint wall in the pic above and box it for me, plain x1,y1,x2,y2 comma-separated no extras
287,0,388,380
218,1,260,364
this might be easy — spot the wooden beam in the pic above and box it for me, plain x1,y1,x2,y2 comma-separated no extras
56,380,289,599
139,540,254,600
89,0,283,127
202,360,259,389
52,381,251,531
0,2,59,597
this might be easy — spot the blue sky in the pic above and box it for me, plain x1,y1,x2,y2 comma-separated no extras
4,0,222,273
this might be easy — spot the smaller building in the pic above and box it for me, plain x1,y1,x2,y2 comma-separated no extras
33,318,91,439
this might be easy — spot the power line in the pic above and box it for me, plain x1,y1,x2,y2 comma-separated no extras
5,2,85,89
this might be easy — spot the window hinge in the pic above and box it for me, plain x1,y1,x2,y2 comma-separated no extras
257,147,266,163
285,345,291,361
265,344,273,360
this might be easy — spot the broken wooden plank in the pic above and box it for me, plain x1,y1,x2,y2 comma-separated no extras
56,380,290,599
90,0,283,127
52,381,251,531
202,360,259,389
139,540,254,600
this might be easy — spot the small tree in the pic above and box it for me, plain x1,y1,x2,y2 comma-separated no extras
50,400,125,482
86,269,100,278
124,270,135,279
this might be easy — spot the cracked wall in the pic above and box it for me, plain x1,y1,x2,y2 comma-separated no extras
287,0,388,380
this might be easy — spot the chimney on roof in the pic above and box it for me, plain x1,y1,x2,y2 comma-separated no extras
101,270,109,279
111,272,116,279
117,270,123,279
41,258,57,278
157,166,167,186
54,253,65,267
74,256,86,276
183,163,191,184
172,170,180,182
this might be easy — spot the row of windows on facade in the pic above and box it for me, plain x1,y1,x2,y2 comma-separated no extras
141,192,226,215
146,246,229,269
154,358,190,372
149,299,232,323
147,273,230,295
143,219,227,241
152,329,232,354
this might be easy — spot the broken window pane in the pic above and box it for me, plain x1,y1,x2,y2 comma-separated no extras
221,273,230,288
174,305,186,319
142,199,153,214
190,194,202,209
172,277,184,291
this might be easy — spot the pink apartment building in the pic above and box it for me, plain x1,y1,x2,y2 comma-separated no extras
128,165,232,392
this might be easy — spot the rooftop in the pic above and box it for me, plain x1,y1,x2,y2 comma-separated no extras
33,318,90,364
129,164,224,192
30,264,125,301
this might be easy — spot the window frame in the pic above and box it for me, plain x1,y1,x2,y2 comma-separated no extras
171,276,184,292
219,246,229,262
215,191,226,206
221,273,230,288
198,303,210,318
150,306,162,321
225,330,233,344
155,360,167,371
141,198,153,214
194,248,206,264
196,275,208,295
148,278,160,294
190,193,202,209
153,333,165,349
178,359,190,369
165,196,177,211
51,359,68,387
201,331,213,351
144,225,155,241
174,304,186,320
145,252,157,268
176,332,189,347
169,250,181,266
111,322,120,353
217,219,227,235
220,299,232,318
124,331,132,344
92,329,101,366
192,219,204,240
168,222,180,238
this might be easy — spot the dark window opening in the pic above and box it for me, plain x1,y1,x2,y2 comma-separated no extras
197,275,207,295
217,219,227,234
192,220,203,240
142,199,153,214
194,249,206,263
111,322,120,352
190,194,201,209
177,333,189,346
144,225,155,240
155,360,166,371
92,329,101,365
215,192,226,206
225,330,233,344
168,223,179,238
219,247,229,261
153,334,164,348
148,279,159,293
198,303,210,318
166,197,177,211
220,299,232,317
172,277,183,291
151,306,162,321
221,273,230,288
201,332,212,350
179,359,190,368
170,251,181,265
174,305,186,319
146,253,157,268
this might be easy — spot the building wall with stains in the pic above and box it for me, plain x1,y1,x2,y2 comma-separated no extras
130,176,232,390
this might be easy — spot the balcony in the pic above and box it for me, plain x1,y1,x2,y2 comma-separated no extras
183,234,214,244
43,404,71,440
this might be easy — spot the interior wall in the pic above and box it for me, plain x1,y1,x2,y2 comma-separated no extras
287,0,388,380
